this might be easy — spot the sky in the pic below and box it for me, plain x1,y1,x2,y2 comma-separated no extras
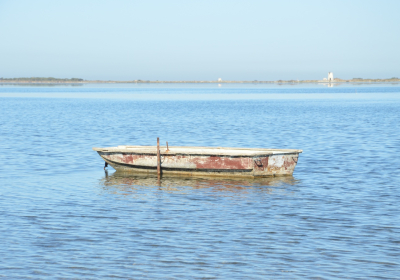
0,0,399,81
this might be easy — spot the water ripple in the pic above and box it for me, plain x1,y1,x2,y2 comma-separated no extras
0,86,399,279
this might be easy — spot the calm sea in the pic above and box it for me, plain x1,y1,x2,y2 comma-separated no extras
1,84,399,279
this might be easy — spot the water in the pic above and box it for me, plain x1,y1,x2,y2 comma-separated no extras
1,84,399,279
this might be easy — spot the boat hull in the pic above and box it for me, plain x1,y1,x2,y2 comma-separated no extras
95,147,301,177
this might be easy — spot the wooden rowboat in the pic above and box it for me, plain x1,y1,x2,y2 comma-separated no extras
93,144,302,178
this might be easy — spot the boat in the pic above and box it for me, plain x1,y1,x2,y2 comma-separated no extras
93,143,302,178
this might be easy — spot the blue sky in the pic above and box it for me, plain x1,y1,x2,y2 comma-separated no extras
0,0,399,81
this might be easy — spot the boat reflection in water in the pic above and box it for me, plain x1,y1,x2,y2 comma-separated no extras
99,171,300,197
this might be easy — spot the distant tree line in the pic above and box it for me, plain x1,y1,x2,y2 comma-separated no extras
1,77,399,84
0,77,84,82
349,77,400,82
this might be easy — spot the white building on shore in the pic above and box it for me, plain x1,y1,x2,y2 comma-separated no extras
328,72,334,81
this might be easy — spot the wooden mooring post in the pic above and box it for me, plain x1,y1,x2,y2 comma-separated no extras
157,137,161,178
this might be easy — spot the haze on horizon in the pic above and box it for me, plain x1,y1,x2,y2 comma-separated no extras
0,0,399,81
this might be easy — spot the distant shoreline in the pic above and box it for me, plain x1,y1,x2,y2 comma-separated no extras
1,77,399,85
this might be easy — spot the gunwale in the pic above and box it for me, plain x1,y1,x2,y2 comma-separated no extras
92,146,303,157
